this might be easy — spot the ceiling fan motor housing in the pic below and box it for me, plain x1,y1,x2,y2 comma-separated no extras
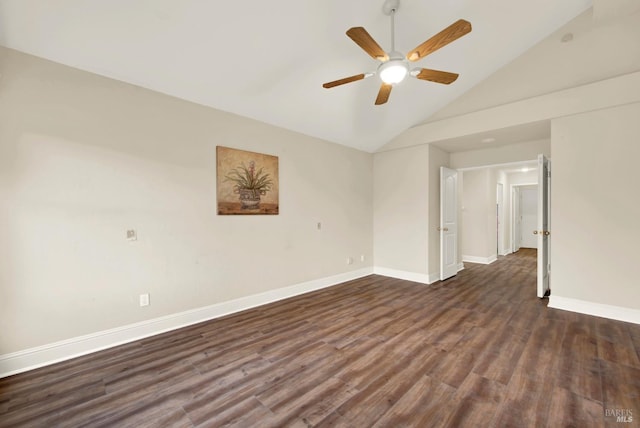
382,0,400,15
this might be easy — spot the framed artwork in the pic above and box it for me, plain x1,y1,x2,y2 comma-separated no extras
216,146,279,215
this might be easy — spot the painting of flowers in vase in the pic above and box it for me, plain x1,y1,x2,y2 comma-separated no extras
216,146,279,215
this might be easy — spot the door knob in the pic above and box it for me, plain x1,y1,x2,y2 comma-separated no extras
437,227,449,232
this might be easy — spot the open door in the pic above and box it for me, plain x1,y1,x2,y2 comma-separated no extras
536,154,551,298
440,167,458,281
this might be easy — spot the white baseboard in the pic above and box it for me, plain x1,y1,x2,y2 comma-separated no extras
549,296,640,325
0,267,374,378
380,263,465,285
373,266,431,284
462,254,497,265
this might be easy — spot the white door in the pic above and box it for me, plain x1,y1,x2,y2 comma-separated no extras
440,167,458,280
536,154,551,298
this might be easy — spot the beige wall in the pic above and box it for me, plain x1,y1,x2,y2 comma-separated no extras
0,47,373,354
509,169,538,186
461,169,498,261
372,144,450,280
450,139,549,170
551,102,640,309
373,145,429,276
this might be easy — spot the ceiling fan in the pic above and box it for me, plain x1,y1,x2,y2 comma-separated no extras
323,0,472,105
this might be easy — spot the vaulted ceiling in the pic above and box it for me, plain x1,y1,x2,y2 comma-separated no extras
0,0,592,152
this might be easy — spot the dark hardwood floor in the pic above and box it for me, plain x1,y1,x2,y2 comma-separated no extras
1,249,639,427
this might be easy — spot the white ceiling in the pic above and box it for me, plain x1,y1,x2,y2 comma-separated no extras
0,0,592,153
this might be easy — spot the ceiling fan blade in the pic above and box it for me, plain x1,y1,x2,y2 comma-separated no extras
375,83,392,105
414,68,459,84
407,19,472,62
322,73,366,88
346,27,389,61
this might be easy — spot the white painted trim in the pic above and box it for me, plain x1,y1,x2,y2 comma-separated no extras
0,268,373,378
462,255,497,265
457,160,538,172
373,266,430,285
457,262,465,272
548,296,640,325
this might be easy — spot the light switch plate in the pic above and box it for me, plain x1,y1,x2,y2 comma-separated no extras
139,293,149,307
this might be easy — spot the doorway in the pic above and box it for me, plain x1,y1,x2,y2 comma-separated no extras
460,161,537,262
453,157,550,298
512,184,538,250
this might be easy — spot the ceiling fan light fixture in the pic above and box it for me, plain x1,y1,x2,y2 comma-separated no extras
322,0,472,105
379,60,408,84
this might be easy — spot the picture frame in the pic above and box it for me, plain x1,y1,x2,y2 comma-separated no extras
216,146,279,215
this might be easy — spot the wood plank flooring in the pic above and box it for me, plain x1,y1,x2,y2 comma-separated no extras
1,249,639,427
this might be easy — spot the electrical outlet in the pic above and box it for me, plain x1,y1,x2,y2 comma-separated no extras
127,229,137,241
139,293,150,307
360,254,365,262
347,257,354,265
317,222,322,230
